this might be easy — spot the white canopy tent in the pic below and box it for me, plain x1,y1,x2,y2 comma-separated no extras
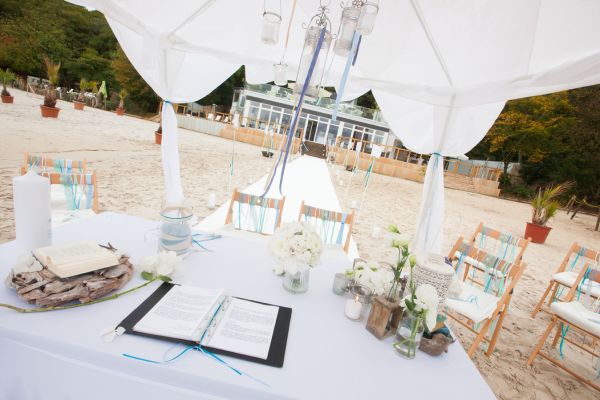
67,0,600,254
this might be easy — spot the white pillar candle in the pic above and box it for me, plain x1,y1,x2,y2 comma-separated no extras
207,192,216,208
13,171,52,255
345,295,362,320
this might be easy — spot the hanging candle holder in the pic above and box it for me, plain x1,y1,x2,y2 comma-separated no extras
356,0,379,35
261,0,282,45
333,3,361,57
273,63,288,86
294,1,333,99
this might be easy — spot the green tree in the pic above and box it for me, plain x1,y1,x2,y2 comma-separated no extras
111,45,158,114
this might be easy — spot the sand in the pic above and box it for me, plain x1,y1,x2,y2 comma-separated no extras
2,88,600,399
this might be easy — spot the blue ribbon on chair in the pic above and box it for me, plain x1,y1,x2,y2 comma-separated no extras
336,213,348,245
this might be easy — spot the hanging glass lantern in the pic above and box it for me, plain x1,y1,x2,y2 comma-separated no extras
356,1,379,35
273,63,288,86
294,3,333,99
261,0,282,45
333,6,361,57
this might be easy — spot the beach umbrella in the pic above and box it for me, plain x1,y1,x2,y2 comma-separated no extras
67,0,600,254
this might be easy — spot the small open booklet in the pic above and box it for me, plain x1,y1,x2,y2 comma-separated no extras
119,283,292,367
34,241,119,278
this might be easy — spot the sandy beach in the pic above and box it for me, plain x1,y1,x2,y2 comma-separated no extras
1,88,600,399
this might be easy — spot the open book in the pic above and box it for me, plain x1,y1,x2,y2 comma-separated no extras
119,283,292,367
34,241,120,278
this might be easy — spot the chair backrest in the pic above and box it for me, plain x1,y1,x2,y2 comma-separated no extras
297,201,354,253
449,236,522,296
468,222,530,265
553,242,600,275
225,188,285,235
564,262,600,313
42,171,99,213
21,153,87,175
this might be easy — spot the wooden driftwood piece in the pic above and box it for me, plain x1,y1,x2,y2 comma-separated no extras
366,295,404,340
7,254,134,308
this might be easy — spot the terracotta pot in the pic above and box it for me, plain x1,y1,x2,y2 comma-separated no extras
74,101,85,110
116,107,124,116
524,222,552,244
155,131,162,145
40,105,60,118
1,95,14,104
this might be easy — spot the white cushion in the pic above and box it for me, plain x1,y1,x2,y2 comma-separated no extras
445,281,500,324
551,301,600,337
553,271,600,298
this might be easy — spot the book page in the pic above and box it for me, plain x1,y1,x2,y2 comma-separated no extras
204,298,279,360
134,286,224,341
34,241,119,277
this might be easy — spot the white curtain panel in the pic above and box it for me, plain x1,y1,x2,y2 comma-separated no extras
67,0,600,253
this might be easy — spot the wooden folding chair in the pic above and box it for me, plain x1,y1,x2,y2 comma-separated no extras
41,170,99,213
528,264,600,392
297,201,354,253
446,236,527,357
449,222,530,291
225,188,285,235
531,243,599,318
21,152,87,175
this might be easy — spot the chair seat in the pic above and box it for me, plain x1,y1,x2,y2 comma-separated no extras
551,301,600,337
446,281,500,324
553,271,600,298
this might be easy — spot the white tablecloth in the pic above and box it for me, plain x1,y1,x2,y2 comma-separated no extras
0,213,494,400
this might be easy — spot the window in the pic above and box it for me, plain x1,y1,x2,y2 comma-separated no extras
327,123,339,146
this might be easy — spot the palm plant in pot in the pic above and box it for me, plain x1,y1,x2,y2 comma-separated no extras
40,57,61,118
525,182,573,244
116,89,127,115
74,78,89,110
0,68,16,103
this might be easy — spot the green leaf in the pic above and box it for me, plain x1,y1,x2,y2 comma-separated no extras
141,271,155,281
158,275,172,283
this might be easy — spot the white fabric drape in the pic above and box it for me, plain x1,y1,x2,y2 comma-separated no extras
67,0,600,253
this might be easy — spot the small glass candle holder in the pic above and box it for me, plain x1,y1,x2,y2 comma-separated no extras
344,284,373,321
356,2,379,35
273,63,288,86
332,272,351,295
158,202,193,256
261,11,281,45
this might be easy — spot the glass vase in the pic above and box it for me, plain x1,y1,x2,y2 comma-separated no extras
283,269,310,293
393,309,424,359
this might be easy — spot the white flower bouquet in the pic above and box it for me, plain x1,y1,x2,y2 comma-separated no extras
345,260,394,296
400,283,439,331
270,222,323,275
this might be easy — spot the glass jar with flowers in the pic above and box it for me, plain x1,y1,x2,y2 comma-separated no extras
270,222,323,293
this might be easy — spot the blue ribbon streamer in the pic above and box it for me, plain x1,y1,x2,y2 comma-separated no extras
332,31,362,122
192,233,221,252
261,27,327,197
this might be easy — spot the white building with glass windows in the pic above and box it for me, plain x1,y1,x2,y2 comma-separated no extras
231,83,395,154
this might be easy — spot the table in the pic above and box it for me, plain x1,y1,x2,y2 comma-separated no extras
0,213,495,400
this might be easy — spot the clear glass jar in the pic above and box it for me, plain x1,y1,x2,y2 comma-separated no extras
273,63,288,86
393,308,424,359
159,203,193,256
294,26,332,98
283,268,310,293
356,2,378,35
334,7,361,57
261,11,281,45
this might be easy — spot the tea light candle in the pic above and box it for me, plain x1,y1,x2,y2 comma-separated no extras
207,192,216,208
345,295,362,320
332,272,350,295
371,226,381,238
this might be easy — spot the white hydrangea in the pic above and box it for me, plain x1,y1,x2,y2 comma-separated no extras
349,260,394,296
270,222,323,275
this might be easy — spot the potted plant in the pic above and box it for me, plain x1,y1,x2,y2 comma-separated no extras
525,182,573,244
116,89,127,115
40,57,61,118
74,78,88,110
0,68,16,103
155,122,162,145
